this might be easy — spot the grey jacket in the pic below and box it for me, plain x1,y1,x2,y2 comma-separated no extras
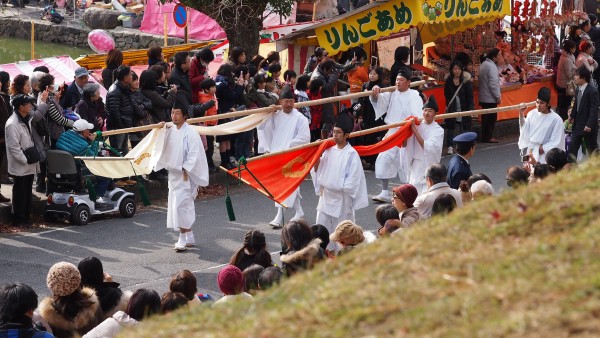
5,112,40,176
556,51,576,89
478,58,501,104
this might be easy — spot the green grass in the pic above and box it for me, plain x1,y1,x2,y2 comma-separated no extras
121,157,600,338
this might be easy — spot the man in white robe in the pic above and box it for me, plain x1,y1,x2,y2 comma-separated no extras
257,86,310,227
311,113,368,252
370,70,423,202
405,96,444,193
518,87,565,164
153,96,209,252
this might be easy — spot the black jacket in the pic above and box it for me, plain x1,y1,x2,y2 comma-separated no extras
105,81,134,130
215,76,244,118
447,154,472,189
60,82,82,110
313,66,339,125
141,88,177,123
169,66,193,104
101,67,117,90
74,97,104,132
444,75,474,114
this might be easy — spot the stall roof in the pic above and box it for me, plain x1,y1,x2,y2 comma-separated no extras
278,0,510,54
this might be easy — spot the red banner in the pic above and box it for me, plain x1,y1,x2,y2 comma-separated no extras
226,117,416,205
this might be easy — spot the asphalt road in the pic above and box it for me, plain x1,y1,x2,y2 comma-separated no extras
0,137,524,299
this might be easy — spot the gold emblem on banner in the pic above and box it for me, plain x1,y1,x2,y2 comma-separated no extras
134,153,151,165
282,157,311,178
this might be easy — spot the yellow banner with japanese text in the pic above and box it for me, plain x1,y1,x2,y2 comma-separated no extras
315,0,511,54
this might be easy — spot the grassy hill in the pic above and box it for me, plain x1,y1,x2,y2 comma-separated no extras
121,157,600,337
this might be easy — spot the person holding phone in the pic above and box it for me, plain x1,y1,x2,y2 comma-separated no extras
518,87,565,164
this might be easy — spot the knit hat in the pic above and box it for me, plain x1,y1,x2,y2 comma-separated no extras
537,87,551,104
392,184,419,208
330,220,365,246
47,262,81,297
217,265,244,295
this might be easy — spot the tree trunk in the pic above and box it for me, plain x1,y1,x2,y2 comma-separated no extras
218,14,262,58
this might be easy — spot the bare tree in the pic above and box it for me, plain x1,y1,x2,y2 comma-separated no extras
163,0,296,57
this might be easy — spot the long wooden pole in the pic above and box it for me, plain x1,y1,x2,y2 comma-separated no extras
31,21,35,60
244,101,536,163
101,80,428,137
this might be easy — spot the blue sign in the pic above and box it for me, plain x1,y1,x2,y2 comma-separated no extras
173,4,187,28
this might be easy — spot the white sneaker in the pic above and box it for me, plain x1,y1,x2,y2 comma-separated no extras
185,232,195,247
174,234,187,252
447,146,454,155
372,190,391,203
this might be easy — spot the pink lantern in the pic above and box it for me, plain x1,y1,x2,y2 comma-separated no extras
87,29,116,54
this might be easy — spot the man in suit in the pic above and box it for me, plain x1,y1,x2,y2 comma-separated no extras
568,65,599,162
60,67,90,110
447,132,477,189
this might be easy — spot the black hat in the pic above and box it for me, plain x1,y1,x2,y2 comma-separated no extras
453,132,478,144
537,87,551,103
335,113,354,134
423,95,439,112
11,94,36,110
280,85,294,100
397,69,411,80
172,93,189,117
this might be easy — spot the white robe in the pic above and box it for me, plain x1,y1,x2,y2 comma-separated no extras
257,108,311,207
370,89,423,180
405,121,444,193
311,143,368,251
518,109,565,164
153,123,209,230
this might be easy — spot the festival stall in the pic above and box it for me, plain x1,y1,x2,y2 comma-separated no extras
275,0,569,120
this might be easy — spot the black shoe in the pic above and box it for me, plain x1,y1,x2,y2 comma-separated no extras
208,164,217,173
1,177,13,184
35,185,46,193
0,194,10,203
224,162,237,170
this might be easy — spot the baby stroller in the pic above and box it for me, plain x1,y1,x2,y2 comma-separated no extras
43,150,136,225
41,4,64,24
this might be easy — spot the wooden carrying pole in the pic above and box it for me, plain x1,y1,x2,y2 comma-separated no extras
101,80,428,137
31,21,35,60
245,101,536,163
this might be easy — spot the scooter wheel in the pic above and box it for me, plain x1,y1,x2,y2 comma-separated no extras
119,197,136,218
72,205,90,226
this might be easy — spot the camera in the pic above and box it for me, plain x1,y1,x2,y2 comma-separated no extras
521,154,530,162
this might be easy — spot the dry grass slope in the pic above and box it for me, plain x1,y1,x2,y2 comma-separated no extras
120,157,600,338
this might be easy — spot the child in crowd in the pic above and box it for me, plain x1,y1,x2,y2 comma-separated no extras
258,266,283,290
375,204,400,237
242,264,264,294
213,265,253,306
310,224,333,258
329,220,366,256
199,78,218,171
307,78,324,142
265,64,283,95
294,74,311,122
283,69,297,89
229,229,273,271
160,292,188,314
169,270,201,308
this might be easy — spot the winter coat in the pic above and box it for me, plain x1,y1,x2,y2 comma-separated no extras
38,287,103,338
0,95,9,143
60,82,83,110
169,66,193,104
189,57,208,103
140,88,176,123
106,81,134,130
557,51,576,89
215,76,244,120
477,58,501,104
280,239,325,277
55,130,97,157
5,112,40,176
129,90,153,142
399,207,420,228
444,72,474,114
101,67,117,91
75,97,104,132
81,311,138,338
313,66,339,126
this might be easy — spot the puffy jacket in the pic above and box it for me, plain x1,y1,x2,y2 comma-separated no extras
75,97,104,132
106,81,134,130
140,88,176,123
5,111,41,176
55,130,97,157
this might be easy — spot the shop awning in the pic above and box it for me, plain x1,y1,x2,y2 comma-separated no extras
278,0,510,54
